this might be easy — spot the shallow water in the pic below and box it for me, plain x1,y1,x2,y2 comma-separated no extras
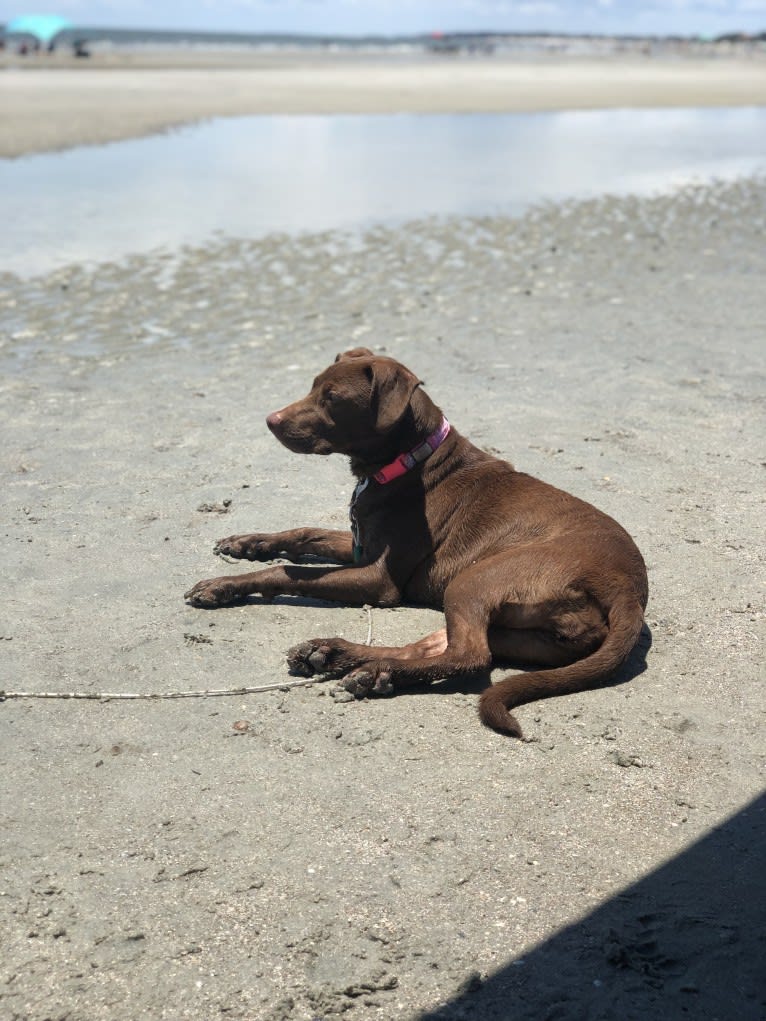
2,106,765,276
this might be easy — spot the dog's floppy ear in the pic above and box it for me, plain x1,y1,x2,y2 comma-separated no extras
371,361,422,432
335,347,374,363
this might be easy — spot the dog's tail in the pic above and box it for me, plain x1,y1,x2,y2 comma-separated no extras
478,593,647,739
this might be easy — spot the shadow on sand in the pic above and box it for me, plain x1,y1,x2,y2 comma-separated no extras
427,623,653,707
419,791,766,1020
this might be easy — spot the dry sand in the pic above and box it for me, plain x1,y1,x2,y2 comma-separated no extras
1,171,765,1020
2,52,766,157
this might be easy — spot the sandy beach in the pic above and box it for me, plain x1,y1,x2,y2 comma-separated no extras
1,43,766,1021
2,169,765,1017
2,51,766,156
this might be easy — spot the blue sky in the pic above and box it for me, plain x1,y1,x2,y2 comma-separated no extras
4,1,766,37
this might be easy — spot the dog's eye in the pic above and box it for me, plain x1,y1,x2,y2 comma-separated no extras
324,389,340,403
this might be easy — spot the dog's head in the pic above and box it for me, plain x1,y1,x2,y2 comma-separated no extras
266,348,422,457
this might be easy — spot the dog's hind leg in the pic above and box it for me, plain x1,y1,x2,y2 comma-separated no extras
487,627,589,668
289,565,494,687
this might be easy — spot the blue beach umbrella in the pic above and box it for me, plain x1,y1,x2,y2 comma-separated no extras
5,13,74,47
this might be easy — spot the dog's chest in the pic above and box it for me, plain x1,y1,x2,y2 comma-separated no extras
347,476,463,602
348,478,426,568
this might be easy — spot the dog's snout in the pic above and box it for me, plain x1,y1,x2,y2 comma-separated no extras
266,411,283,433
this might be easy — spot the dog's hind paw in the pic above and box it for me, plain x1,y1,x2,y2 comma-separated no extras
336,665,394,697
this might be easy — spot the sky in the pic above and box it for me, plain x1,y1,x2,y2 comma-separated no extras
3,1,766,37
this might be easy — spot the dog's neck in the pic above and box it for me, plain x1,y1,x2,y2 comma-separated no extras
349,389,448,481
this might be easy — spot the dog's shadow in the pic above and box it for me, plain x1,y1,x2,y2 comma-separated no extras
421,623,653,700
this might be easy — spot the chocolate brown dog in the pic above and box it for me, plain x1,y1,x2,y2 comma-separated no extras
185,348,648,737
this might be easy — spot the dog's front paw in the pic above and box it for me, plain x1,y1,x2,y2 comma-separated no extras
214,534,273,560
184,577,247,608
336,663,394,697
287,638,358,678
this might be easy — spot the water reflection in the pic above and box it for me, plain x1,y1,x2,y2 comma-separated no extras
2,107,765,276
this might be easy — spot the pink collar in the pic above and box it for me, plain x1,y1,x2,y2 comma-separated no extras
373,417,451,484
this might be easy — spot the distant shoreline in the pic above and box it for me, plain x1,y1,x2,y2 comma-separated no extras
2,52,766,158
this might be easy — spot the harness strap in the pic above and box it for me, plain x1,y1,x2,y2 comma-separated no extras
349,417,450,562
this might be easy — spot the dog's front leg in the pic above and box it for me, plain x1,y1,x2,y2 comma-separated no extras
214,528,354,564
184,562,399,609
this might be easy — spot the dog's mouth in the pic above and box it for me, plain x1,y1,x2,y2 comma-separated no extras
267,413,334,455
276,433,333,456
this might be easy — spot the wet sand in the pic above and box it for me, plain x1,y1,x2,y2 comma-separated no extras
1,177,764,1019
2,52,766,156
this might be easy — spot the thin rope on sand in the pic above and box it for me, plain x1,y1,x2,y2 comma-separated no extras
1,607,375,701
